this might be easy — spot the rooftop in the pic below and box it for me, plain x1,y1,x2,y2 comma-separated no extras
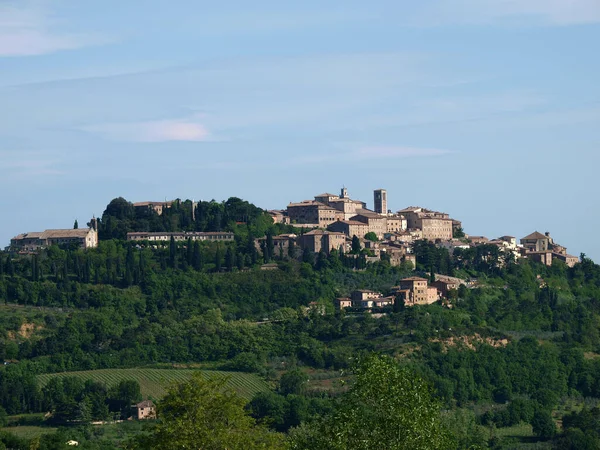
401,276,429,282
522,231,549,240
13,229,93,240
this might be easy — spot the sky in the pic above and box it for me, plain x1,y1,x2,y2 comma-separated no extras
1,0,599,260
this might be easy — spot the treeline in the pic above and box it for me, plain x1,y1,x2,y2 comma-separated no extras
98,196,275,240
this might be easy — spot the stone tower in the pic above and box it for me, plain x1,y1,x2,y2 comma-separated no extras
374,189,387,214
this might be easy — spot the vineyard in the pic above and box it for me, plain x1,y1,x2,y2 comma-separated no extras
37,368,270,400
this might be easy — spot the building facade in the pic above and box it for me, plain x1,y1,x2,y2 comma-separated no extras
297,230,346,254
397,207,454,241
10,225,98,252
287,201,343,227
127,231,234,242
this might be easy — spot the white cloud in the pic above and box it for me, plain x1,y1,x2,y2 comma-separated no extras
411,0,600,26
83,116,213,143
0,3,109,57
356,146,452,158
290,145,452,165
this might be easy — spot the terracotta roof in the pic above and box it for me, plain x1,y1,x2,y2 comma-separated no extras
288,201,336,209
398,206,423,213
401,277,429,282
41,229,92,239
336,220,367,226
351,209,383,219
135,400,155,408
133,201,172,207
522,231,548,240
315,193,337,197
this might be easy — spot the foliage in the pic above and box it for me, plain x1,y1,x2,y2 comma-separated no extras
126,373,283,449
288,355,453,450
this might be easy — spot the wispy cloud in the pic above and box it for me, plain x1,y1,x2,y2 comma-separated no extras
0,3,109,57
356,146,452,158
290,145,452,165
82,115,214,143
0,150,64,180
411,0,600,26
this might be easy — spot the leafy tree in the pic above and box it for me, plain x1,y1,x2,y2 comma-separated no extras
288,355,453,449
531,410,556,439
73,220,79,229
126,373,283,449
279,369,308,396
364,232,378,242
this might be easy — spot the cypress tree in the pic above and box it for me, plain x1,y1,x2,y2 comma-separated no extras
225,247,234,272
192,242,203,271
215,245,222,272
186,238,193,266
266,231,274,261
125,245,135,286
169,236,176,269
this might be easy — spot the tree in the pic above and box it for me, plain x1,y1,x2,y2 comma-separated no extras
225,247,235,272
351,236,361,254
73,219,79,229
126,373,283,449
279,369,308,396
169,236,177,269
288,355,453,450
192,241,203,271
364,232,378,242
531,410,556,439
453,227,465,239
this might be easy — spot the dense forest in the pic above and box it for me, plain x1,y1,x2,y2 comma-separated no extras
1,197,600,448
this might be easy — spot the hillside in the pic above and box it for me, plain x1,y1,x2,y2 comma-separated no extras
37,368,270,400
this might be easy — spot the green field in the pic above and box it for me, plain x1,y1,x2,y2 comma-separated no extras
37,368,270,400
0,426,58,440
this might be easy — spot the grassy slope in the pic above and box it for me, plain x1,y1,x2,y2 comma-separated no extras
37,368,270,400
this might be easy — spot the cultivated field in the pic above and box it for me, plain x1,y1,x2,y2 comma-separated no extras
37,368,270,400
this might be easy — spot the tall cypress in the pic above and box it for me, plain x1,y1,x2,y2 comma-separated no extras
215,245,222,272
225,247,234,272
192,242,203,271
186,238,193,266
169,236,177,269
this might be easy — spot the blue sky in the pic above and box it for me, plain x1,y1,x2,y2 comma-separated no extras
1,0,599,260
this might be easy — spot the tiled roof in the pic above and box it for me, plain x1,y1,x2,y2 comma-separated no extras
522,231,548,240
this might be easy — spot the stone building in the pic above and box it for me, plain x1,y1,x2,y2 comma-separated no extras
397,207,454,241
297,230,346,255
287,201,343,227
520,231,579,268
520,231,552,252
392,277,439,306
133,400,156,420
386,215,407,233
133,201,173,216
328,220,370,239
350,210,388,239
334,298,353,309
127,231,234,242
10,221,99,252
373,189,388,214
267,210,290,224
350,289,383,308
255,234,298,258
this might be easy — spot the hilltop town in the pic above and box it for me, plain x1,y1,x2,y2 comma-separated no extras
6,186,580,313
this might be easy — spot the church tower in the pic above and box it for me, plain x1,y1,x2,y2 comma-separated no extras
374,189,387,214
